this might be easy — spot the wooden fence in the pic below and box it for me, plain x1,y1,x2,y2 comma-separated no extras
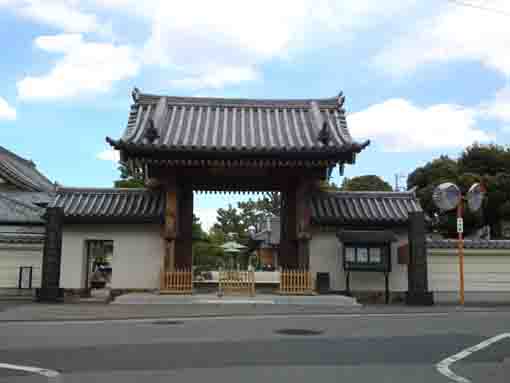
160,268,193,294
218,270,255,296
279,268,313,295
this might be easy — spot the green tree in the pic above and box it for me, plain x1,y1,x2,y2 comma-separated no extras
212,204,249,243
340,175,393,192
192,214,207,241
319,180,341,191
237,192,281,226
458,143,510,175
114,163,144,188
407,144,510,238
407,156,459,215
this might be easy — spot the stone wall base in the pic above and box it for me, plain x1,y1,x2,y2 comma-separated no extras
406,291,434,306
36,287,64,302
341,291,407,304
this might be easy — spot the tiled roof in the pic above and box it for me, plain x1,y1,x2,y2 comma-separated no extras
0,233,45,244
310,191,422,226
107,90,369,156
337,230,398,243
0,192,47,224
0,146,54,192
49,187,165,222
427,239,510,249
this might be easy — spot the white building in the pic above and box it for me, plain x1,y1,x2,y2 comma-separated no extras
0,146,54,291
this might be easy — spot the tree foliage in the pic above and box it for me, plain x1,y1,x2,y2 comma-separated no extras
114,163,144,188
211,193,281,246
340,175,393,192
408,144,510,238
319,180,341,191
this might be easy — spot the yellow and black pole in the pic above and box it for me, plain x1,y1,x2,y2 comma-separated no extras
457,198,465,305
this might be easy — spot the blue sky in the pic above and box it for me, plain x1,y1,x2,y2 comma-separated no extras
1,0,509,230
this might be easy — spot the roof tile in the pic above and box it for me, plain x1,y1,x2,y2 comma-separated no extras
0,146,54,192
50,188,164,222
427,239,510,250
108,91,367,155
311,191,422,226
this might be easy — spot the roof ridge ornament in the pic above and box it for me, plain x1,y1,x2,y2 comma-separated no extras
132,87,140,103
310,101,331,146
336,91,345,113
317,121,331,146
144,119,159,144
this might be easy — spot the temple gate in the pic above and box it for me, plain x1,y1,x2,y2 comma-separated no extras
106,89,369,282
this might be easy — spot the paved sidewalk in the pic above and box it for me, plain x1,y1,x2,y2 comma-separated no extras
112,293,360,306
0,301,508,322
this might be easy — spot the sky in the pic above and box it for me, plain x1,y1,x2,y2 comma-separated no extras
1,0,509,230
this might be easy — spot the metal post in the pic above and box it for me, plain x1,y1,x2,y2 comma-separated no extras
457,200,465,305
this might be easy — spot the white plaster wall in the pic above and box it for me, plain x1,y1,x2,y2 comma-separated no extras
61,224,164,289
428,250,510,304
0,243,43,288
309,231,408,292
428,251,510,292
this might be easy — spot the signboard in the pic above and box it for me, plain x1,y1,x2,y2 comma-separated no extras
343,244,391,272
457,218,464,234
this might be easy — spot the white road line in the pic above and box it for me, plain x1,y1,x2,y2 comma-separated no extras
436,332,510,383
0,362,60,381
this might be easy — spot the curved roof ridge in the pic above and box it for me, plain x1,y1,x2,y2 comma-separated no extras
134,92,339,108
0,192,46,213
319,190,416,197
310,190,422,226
0,145,54,192
50,187,164,223
56,187,153,193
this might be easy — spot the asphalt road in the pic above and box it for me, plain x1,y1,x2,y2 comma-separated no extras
0,310,509,382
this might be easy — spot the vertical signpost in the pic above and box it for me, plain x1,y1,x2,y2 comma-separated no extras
456,202,464,305
433,182,484,305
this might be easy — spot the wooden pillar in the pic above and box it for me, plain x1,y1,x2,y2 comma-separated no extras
280,181,298,268
175,184,193,268
279,178,313,269
296,178,312,268
163,182,178,272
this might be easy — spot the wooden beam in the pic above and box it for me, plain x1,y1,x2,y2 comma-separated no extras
175,184,193,268
164,185,178,240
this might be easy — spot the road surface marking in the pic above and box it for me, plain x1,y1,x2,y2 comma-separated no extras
436,332,510,383
0,362,60,381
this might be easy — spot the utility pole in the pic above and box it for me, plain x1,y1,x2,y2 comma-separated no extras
394,173,406,191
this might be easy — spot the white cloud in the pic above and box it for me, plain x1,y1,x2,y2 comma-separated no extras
194,207,218,232
481,85,510,122
6,1,419,92
169,66,259,90
2,0,104,33
136,0,417,89
0,97,16,121
96,148,120,162
374,1,510,76
17,34,140,100
347,98,493,152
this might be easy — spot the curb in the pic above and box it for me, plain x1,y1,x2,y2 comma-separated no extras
2,306,510,323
